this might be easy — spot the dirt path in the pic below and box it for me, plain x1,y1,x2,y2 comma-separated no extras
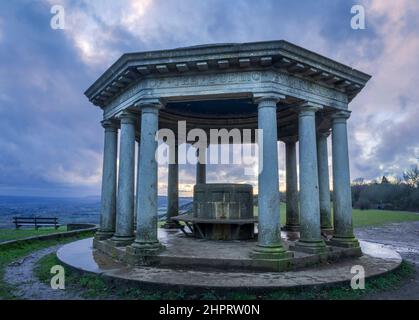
355,221,419,299
3,245,83,300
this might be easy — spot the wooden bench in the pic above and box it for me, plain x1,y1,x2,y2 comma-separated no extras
13,217,60,230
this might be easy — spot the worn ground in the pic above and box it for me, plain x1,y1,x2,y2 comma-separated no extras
3,245,83,300
3,221,419,300
356,221,419,299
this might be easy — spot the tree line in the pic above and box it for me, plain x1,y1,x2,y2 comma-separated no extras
351,165,419,212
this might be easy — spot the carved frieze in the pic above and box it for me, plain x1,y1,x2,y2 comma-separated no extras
104,70,347,118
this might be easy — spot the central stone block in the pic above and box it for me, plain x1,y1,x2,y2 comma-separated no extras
193,183,255,240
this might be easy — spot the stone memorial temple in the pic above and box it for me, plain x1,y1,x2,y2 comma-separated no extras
83,40,372,272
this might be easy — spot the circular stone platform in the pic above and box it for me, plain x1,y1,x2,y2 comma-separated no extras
57,232,402,291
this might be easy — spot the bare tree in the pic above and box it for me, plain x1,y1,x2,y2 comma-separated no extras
403,165,419,188
352,177,365,186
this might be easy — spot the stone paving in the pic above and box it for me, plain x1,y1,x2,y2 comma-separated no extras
57,236,401,291
4,222,418,299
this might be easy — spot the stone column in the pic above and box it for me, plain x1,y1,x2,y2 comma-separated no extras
330,110,359,248
295,103,326,253
110,111,136,246
129,102,163,255
162,143,179,229
317,130,333,232
283,137,300,232
96,119,118,240
196,147,206,184
252,96,290,260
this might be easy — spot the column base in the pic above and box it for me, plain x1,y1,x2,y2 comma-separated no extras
281,224,300,232
250,244,294,260
294,239,327,254
127,240,164,256
321,227,334,236
329,235,360,248
109,235,135,247
95,230,114,240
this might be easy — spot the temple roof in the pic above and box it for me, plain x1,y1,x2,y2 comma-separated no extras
85,40,371,107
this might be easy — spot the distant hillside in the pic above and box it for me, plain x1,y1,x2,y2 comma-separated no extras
0,195,193,228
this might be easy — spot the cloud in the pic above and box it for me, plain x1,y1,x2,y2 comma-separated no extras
0,0,418,196
343,0,419,179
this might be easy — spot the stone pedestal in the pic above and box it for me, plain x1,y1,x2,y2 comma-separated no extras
193,183,254,240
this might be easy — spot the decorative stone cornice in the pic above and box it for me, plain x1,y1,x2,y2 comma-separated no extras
85,40,371,108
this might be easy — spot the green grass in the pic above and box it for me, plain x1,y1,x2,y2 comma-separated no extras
254,204,419,228
0,226,68,243
0,230,95,300
352,209,419,227
35,252,415,300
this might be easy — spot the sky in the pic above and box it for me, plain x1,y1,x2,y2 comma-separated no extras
0,0,418,197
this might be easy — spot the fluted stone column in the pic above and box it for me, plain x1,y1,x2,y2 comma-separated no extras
129,102,163,255
110,111,136,246
162,144,179,229
330,110,359,248
196,147,206,184
96,119,119,240
283,137,300,232
252,96,290,260
317,130,333,232
295,103,326,253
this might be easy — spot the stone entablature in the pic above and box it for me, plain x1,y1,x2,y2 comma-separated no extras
85,40,370,110
102,69,350,120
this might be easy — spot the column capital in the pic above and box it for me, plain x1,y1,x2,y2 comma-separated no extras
331,110,351,122
295,101,323,115
134,98,165,112
116,110,137,124
317,130,331,138
281,136,298,144
254,93,286,108
101,119,119,131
